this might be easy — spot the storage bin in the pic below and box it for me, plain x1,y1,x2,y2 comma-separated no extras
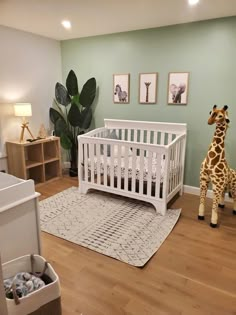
0,254,61,315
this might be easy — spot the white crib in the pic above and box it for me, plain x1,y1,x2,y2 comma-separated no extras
78,119,187,215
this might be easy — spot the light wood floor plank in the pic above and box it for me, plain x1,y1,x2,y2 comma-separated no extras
37,177,236,315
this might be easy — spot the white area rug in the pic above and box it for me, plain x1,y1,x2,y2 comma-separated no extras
40,187,181,267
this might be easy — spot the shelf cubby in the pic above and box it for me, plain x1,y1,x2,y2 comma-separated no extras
43,139,59,162
27,165,44,184
45,160,60,181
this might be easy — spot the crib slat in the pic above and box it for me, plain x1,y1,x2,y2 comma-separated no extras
173,142,177,189
122,129,125,141
90,143,95,183
175,141,180,187
140,130,144,143
172,142,179,187
168,148,172,194
78,141,83,184
131,148,136,193
147,150,152,196
117,144,122,189
169,147,174,193
139,149,144,195
103,144,108,186
147,130,151,144
155,153,162,198
153,131,158,159
96,143,101,185
110,144,114,188
84,144,88,182
168,133,172,145
128,129,131,141
180,138,185,190
172,144,176,190
121,146,129,191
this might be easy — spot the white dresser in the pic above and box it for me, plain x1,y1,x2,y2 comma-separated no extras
0,172,41,263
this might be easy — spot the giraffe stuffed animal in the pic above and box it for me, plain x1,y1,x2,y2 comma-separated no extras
198,105,230,228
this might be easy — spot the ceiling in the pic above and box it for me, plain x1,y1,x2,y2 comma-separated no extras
0,0,236,40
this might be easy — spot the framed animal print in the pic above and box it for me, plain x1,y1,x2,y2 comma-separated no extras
113,73,130,104
139,73,158,104
168,72,189,105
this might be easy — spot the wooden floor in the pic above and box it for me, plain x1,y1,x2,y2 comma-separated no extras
37,177,236,315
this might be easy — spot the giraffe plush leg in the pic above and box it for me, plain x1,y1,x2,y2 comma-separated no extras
218,191,225,208
210,185,222,228
230,178,236,214
233,201,236,215
210,196,219,227
232,189,236,215
198,176,209,220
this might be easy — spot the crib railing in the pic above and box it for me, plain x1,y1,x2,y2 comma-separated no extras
165,134,186,201
91,127,177,145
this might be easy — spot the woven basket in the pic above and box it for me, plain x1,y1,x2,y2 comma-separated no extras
1,254,61,315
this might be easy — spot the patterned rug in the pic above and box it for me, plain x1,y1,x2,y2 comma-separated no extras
39,187,181,267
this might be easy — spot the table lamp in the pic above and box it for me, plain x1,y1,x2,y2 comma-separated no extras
14,103,34,142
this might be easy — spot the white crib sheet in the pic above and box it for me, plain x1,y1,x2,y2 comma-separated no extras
87,156,177,183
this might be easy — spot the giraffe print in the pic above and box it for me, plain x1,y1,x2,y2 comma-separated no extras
198,105,230,227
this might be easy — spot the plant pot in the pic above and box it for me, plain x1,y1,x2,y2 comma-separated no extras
69,168,78,177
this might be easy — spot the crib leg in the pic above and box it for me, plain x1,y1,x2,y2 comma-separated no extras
152,202,166,216
79,184,89,194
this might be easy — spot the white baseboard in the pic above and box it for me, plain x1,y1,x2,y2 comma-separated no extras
184,185,231,202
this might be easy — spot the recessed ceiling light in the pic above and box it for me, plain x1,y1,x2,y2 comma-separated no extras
188,0,199,5
61,20,71,29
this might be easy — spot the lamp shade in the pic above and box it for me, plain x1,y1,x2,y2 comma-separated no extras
14,103,32,117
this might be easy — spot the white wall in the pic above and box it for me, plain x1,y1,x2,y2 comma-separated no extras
0,26,62,168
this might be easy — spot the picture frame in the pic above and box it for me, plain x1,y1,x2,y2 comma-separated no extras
113,73,130,104
167,72,189,105
139,73,158,104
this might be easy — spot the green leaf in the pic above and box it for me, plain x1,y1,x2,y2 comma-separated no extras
60,132,72,150
80,107,92,129
55,82,71,106
49,107,65,124
66,70,79,96
71,94,80,107
80,78,96,108
54,118,67,136
68,103,83,127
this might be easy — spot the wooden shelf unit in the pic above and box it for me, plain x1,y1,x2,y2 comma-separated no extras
6,137,62,185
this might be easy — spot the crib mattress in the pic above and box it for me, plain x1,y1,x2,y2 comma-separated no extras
87,156,177,183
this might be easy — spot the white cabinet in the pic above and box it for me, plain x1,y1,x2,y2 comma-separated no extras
0,172,41,264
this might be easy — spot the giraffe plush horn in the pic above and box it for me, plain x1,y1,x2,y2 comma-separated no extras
209,104,217,115
223,105,228,111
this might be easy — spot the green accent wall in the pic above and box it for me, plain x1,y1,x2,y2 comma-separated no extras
61,16,236,188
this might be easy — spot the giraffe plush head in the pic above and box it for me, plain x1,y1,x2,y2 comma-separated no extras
208,105,230,126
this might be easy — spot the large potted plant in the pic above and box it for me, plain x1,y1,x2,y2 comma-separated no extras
49,70,96,176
